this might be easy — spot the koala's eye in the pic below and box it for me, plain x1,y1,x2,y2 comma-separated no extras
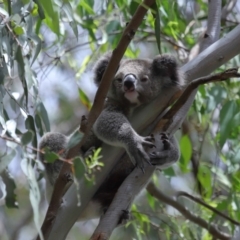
141,76,149,82
116,78,122,83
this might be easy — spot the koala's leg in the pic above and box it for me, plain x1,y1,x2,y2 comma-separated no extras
149,133,180,168
93,108,155,171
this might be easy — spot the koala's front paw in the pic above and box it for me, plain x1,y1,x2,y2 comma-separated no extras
160,132,171,150
128,135,155,172
149,133,179,168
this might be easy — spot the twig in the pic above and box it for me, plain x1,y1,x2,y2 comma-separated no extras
146,182,231,240
4,87,28,114
176,191,240,226
0,12,22,47
182,120,203,195
0,135,71,165
157,68,240,132
221,0,237,20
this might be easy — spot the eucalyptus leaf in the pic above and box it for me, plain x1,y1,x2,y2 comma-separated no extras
32,0,45,19
73,156,85,179
35,113,43,137
220,101,238,148
37,102,50,132
0,177,6,201
67,130,83,150
43,148,60,163
1,170,18,208
21,130,34,145
25,115,37,148
21,158,43,239
0,150,16,173
15,47,28,109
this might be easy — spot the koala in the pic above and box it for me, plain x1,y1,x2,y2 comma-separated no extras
92,53,183,171
38,52,183,221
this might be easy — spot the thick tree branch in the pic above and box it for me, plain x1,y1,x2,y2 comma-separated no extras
146,182,231,240
189,0,221,60
200,0,221,52
90,166,155,240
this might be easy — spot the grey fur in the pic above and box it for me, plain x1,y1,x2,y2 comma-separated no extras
93,53,183,170
38,53,183,220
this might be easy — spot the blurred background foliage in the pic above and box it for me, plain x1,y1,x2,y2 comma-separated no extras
0,0,240,239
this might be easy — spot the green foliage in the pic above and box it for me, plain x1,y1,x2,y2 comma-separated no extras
43,148,60,163
21,158,43,239
67,130,83,149
78,88,92,110
179,135,192,172
85,147,103,171
1,170,18,208
0,0,240,239
73,156,85,179
21,130,34,145
220,100,238,148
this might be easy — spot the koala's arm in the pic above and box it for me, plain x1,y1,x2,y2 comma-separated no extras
148,133,180,168
93,108,154,170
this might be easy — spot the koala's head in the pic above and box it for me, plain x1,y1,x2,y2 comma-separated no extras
93,52,184,106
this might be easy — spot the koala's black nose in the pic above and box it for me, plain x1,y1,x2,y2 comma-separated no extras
123,74,136,91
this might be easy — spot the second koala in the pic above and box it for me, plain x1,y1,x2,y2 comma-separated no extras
39,53,183,221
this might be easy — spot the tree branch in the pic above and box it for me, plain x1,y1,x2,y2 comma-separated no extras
146,182,231,240
199,0,221,52
176,191,240,226
157,68,240,132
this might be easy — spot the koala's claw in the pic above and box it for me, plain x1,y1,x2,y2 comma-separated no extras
162,139,170,150
160,133,171,150
142,136,156,148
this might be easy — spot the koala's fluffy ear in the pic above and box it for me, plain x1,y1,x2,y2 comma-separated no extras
93,52,112,86
152,54,184,86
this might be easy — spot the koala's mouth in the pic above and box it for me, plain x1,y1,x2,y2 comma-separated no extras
124,91,140,104
124,87,135,92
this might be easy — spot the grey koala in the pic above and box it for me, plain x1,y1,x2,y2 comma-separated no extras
92,53,183,171
38,52,183,220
